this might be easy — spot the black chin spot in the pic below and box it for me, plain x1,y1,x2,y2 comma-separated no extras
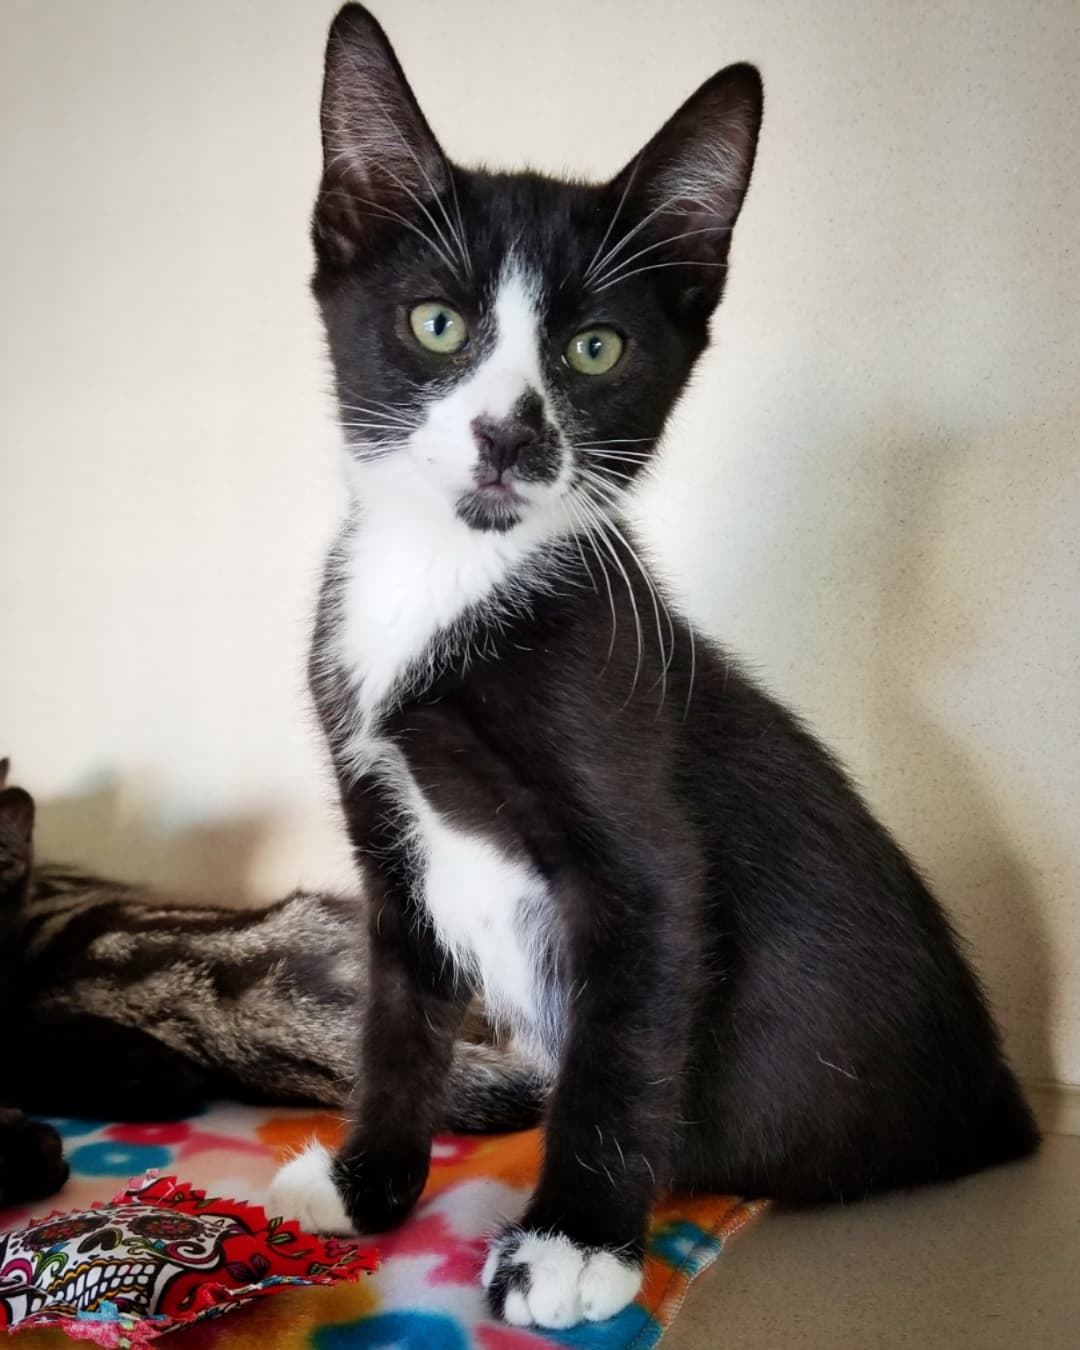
456,493,523,535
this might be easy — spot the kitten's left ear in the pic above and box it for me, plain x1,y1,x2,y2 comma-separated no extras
601,64,763,315
314,4,452,268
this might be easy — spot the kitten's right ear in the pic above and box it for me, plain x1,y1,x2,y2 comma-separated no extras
601,63,763,317
0,758,8,789
314,4,451,268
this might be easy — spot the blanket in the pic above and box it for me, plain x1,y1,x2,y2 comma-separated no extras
3,1107,764,1349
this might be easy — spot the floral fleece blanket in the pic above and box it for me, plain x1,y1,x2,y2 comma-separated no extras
2,1106,764,1350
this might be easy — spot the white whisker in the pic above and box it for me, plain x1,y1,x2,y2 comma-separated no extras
595,259,727,293
583,153,642,282
567,495,619,665
581,473,676,713
320,184,459,275
591,467,638,484
444,163,472,279
340,398,418,423
590,224,733,290
340,421,417,434
575,492,644,703
584,188,704,286
574,448,655,463
575,437,655,446
684,621,697,722
339,409,417,424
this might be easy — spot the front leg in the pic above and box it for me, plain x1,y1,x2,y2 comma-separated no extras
484,871,693,1328
342,881,472,1230
270,776,468,1235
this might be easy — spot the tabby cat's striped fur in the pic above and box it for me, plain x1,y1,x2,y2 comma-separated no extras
0,761,543,1142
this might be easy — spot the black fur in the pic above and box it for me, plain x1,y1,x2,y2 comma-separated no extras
305,8,1038,1312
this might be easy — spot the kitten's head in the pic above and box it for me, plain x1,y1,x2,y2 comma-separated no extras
314,5,762,537
0,758,35,912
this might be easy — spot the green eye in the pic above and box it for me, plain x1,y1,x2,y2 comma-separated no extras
409,302,467,354
566,326,624,375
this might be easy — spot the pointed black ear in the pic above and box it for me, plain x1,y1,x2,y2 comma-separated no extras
0,758,8,790
597,64,763,315
315,4,451,268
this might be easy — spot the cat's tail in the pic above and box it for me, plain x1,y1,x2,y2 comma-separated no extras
971,1062,1042,1171
441,1040,549,1133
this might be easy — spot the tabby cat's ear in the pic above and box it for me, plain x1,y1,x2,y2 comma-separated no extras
602,64,763,316
314,4,451,268
0,786,34,864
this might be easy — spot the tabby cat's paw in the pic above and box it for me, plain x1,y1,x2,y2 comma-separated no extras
482,1225,643,1328
0,1109,69,1207
267,1143,356,1235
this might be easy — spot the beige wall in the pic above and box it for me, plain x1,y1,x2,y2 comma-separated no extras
1,1,1077,1087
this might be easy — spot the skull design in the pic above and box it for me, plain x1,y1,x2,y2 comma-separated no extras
0,1200,242,1327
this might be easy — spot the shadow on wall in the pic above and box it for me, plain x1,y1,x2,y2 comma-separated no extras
31,774,278,908
868,428,1055,1083
896,716,1055,1085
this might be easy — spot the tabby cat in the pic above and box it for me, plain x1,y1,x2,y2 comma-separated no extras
0,765,69,1207
268,5,1038,1332
0,759,542,1205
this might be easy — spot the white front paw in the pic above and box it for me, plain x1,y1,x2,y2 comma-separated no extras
483,1228,643,1328
266,1142,357,1235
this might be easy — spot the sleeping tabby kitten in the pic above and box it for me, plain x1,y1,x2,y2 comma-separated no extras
0,759,542,1186
0,766,69,1207
0,766,68,1209
269,5,1038,1332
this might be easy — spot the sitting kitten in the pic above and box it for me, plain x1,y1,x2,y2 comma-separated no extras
0,762,541,1136
270,5,1038,1332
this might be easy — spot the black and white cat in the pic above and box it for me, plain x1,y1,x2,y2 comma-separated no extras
270,5,1038,1329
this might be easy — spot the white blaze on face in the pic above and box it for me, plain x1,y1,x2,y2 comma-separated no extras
335,260,579,720
407,261,558,494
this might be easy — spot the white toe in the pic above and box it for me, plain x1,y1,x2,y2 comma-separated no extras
503,1288,532,1326
513,1233,584,1327
267,1143,356,1235
580,1249,644,1321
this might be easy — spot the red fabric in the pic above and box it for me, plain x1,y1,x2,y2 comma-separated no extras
0,1172,376,1347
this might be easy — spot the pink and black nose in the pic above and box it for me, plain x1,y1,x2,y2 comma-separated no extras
471,394,548,482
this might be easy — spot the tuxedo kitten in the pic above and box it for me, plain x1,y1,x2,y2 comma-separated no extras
0,763,540,1130
270,5,1038,1329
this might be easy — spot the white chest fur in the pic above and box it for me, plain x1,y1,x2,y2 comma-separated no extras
414,786,557,1047
334,477,523,716
332,484,563,1055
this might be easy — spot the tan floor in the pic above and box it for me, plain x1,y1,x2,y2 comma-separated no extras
671,1132,1080,1349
